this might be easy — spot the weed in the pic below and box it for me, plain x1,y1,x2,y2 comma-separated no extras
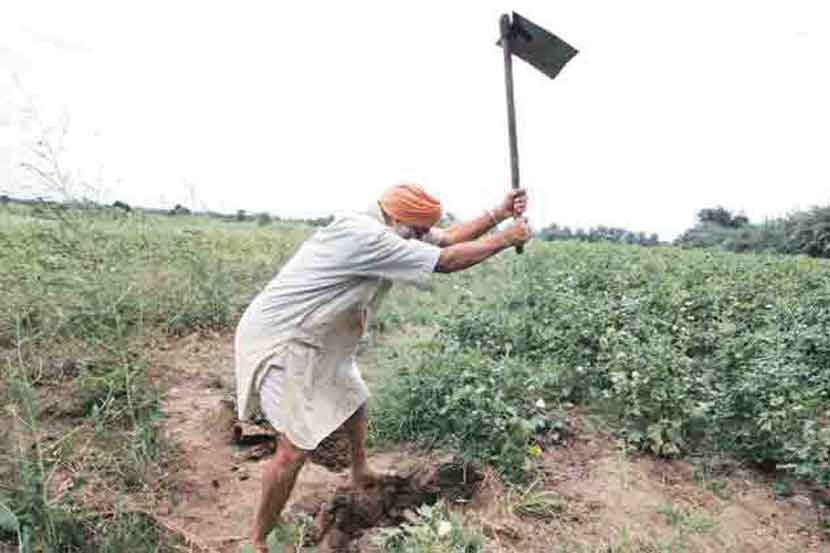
375,501,482,553
0,205,304,551
656,503,718,536
508,480,565,521
4,362,86,552
371,342,565,482
239,514,314,553
97,510,161,553
556,530,664,552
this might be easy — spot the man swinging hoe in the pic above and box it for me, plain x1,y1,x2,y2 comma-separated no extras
235,184,530,550
235,11,577,550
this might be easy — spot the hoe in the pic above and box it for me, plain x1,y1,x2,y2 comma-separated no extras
497,12,578,253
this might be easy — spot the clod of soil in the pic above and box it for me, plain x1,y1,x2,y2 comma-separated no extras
309,428,353,472
231,422,276,447
309,456,483,552
229,409,354,472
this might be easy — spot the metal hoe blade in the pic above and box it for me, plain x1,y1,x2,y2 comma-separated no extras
501,12,578,80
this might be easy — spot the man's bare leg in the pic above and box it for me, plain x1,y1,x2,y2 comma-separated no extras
342,404,380,487
251,435,307,552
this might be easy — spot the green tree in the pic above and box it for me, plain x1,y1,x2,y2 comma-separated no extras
696,206,748,229
169,204,191,216
786,206,830,258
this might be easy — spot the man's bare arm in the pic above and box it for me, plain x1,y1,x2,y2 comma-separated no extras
435,189,527,247
435,219,530,273
435,211,503,247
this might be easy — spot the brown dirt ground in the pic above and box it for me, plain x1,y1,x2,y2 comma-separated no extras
458,414,829,552
152,331,479,552
152,332,830,552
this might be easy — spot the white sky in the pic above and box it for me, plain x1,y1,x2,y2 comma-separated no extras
2,0,828,240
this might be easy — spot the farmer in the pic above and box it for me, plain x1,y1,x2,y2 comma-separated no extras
234,183,530,550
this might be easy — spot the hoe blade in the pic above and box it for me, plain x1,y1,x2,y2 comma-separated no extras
498,12,578,80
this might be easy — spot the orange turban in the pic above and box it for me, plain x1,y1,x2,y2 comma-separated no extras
379,184,443,228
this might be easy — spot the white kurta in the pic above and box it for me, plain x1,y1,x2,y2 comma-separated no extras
234,207,442,450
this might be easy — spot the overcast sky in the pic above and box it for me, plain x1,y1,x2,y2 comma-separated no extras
2,1,828,240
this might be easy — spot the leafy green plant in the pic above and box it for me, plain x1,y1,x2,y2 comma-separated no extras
239,515,314,553
371,342,564,482
376,241,830,486
376,501,482,553
508,480,565,521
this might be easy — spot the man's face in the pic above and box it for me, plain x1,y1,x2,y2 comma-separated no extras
393,222,430,240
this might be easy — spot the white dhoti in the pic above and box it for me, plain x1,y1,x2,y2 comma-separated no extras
257,342,369,450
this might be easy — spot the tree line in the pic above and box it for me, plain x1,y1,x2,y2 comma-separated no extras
9,193,830,258
538,223,661,247
1,195,336,228
674,204,830,258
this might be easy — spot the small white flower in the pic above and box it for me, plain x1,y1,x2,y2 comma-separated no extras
535,398,546,409
437,521,452,538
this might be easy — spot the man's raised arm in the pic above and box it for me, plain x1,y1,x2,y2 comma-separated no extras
435,189,527,246
435,218,531,273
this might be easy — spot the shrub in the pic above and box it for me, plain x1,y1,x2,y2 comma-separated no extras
375,242,830,485
372,342,565,482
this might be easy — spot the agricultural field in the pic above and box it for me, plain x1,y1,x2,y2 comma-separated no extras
2,202,830,552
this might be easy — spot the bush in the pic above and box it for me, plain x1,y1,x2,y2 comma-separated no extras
372,342,565,482
786,206,830,258
375,242,830,485
169,204,191,216
676,204,830,259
